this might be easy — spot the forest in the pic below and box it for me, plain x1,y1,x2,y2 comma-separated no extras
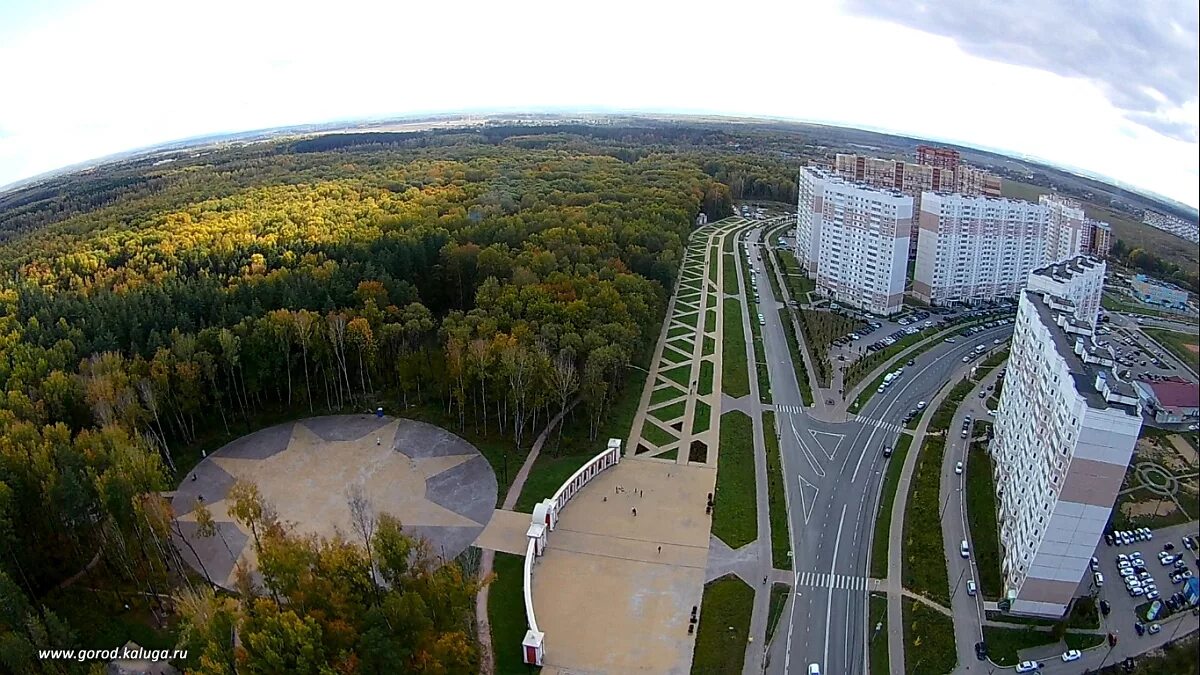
0,124,801,673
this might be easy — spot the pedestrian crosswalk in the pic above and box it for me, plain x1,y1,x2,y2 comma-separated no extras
852,414,904,434
777,404,803,414
796,571,872,591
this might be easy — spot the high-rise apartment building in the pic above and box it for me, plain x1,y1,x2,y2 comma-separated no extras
1025,256,1106,327
916,145,960,171
795,167,912,315
1090,220,1112,258
991,259,1141,618
956,164,1003,198
912,193,1050,305
1040,194,1115,261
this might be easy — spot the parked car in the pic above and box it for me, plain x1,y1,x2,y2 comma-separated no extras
1099,600,1111,615
1135,622,1145,636
1061,649,1081,663
1015,661,1041,673
974,641,987,660
1149,623,1161,634
955,461,963,475
960,540,970,558
967,579,976,596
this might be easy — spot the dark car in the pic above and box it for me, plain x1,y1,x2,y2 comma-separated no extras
1105,533,1115,546
1135,622,1145,636
883,445,893,458
1100,600,1111,616
974,642,987,660
1164,542,1175,551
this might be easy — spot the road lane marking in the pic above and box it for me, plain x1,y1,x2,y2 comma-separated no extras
789,414,826,478
797,474,818,525
823,504,848,672
808,430,844,460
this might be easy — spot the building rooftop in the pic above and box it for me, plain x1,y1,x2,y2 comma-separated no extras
1144,379,1200,409
1025,289,1139,416
1031,256,1103,283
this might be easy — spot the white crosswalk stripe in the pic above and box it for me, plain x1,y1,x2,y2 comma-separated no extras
852,414,904,434
776,404,803,414
796,571,870,591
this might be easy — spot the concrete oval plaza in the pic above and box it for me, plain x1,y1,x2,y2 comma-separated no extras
170,414,497,588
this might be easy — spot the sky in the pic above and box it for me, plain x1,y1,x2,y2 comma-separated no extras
1,0,1197,209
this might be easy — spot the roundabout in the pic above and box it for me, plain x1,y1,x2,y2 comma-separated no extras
170,414,497,588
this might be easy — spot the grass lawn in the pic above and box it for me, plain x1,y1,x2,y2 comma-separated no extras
690,574,755,675
902,435,951,607
713,411,758,549
982,625,1105,666
1144,327,1200,372
709,248,719,287
724,253,740,295
766,582,790,646
650,399,688,424
903,597,956,675
705,308,716,332
965,439,1003,599
693,401,711,434
763,411,791,569
778,307,814,405
929,377,974,434
777,249,815,296
723,298,750,397
871,434,912,579
869,593,889,675
698,361,714,396
488,552,530,675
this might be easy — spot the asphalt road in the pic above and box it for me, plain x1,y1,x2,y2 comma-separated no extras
745,224,1015,675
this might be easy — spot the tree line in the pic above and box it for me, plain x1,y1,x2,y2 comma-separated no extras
0,128,777,672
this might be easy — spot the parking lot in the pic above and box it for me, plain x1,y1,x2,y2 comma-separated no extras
1087,521,1200,637
1096,323,1196,384
830,306,1015,366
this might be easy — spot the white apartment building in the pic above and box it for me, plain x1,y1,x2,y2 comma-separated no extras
795,167,912,315
913,193,1049,306
1040,194,1088,263
991,281,1142,618
1025,256,1106,328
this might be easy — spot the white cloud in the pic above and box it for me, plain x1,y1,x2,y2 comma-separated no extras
0,0,1196,208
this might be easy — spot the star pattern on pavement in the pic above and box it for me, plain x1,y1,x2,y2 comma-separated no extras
178,419,480,586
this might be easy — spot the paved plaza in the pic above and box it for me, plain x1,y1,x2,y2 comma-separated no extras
171,415,497,588
532,458,716,674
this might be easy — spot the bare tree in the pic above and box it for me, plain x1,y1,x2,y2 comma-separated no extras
550,349,578,454
346,485,381,599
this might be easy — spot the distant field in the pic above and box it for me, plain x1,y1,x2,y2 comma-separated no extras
1001,180,1199,276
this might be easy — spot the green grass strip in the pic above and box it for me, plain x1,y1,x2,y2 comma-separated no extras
690,575,754,675
722,298,750,397
871,434,912,579
763,411,791,570
712,410,757,549
902,436,951,607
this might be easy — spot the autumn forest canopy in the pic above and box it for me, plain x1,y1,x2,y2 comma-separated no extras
0,124,801,673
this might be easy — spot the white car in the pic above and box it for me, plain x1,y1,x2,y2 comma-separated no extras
917,400,927,409
955,461,963,475
960,540,970,558
967,579,977,596
1015,661,1040,673
1061,649,1081,662
1093,572,1104,586
808,664,821,675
